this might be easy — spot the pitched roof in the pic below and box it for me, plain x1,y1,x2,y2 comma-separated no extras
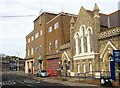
86,10,120,30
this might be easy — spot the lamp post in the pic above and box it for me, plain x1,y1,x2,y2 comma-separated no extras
17,53,19,71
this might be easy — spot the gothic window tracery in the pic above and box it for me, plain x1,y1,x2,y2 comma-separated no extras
88,29,93,52
74,25,93,55
75,33,81,55
82,27,87,53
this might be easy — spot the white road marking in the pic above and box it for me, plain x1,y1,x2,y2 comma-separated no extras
27,84,32,87
17,80,33,87
17,80,25,84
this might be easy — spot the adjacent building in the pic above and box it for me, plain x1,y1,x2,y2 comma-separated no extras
25,11,76,74
25,12,57,74
46,12,77,74
0,54,25,71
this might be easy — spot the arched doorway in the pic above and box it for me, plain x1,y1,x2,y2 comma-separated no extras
100,41,117,76
102,51,113,76
61,52,70,76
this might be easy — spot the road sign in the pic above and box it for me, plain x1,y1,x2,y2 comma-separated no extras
113,50,120,63
110,59,115,80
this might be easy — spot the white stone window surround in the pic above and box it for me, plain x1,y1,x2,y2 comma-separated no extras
87,27,93,53
73,52,98,61
74,32,80,55
74,25,93,56
80,25,88,53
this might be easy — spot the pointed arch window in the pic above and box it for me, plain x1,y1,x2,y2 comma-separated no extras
81,26,87,53
78,37,81,54
75,33,81,55
88,29,93,52
84,36,87,52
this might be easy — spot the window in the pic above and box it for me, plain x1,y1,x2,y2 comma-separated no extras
35,46,39,53
83,63,86,73
75,33,79,54
49,42,52,50
75,25,93,55
31,48,34,55
55,40,58,48
88,29,93,52
82,27,87,53
40,45,42,53
54,22,58,30
77,64,80,73
48,26,52,33
35,32,39,38
28,49,30,56
89,62,92,73
75,33,81,55
40,30,42,36
78,37,81,54
28,38,30,43
31,36,34,41
84,37,87,52
82,26,85,37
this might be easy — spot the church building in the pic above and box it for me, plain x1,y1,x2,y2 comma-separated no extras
61,3,120,77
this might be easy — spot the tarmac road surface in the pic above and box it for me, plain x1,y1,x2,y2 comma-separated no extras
1,72,66,88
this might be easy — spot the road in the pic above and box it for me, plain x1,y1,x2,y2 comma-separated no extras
1,72,65,88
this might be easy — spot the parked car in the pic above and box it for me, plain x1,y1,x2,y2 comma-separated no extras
36,70,49,77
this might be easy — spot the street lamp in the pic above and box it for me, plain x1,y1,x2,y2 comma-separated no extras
17,53,19,71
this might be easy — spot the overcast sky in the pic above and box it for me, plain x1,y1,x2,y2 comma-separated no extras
0,0,119,58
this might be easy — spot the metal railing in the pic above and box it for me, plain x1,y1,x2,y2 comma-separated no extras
76,71,119,81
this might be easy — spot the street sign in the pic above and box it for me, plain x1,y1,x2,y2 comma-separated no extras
113,50,120,63
110,59,115,80
66,64,69,70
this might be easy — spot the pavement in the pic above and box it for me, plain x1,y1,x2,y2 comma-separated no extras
14,71,100,87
